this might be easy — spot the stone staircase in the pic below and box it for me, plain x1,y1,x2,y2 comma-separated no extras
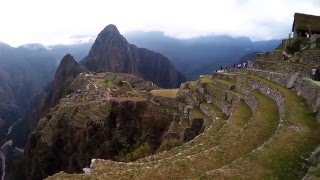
47,68,320,179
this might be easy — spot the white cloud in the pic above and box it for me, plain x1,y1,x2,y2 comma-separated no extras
0,0,319,46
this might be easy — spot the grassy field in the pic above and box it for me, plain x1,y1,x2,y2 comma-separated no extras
200,75,213,83
208,74,320,179
110,97,147,102
150,89,179,98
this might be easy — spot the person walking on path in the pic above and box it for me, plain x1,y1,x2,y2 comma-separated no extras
316,67,320,81
311,67,317,80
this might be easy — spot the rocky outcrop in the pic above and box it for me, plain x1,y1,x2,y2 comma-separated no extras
20,72,181,180
81,24,185,88
11,55,84,147
39,54,84,114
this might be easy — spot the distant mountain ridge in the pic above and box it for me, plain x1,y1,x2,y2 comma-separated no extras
125,31,281,79
0,29,280,143
0,44,57,140
81,25,185,88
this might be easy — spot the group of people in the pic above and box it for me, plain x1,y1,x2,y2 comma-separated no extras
214,62,248,73
311,67,320,81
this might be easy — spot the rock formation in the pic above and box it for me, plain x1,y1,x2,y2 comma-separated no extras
81,24,185,88
21,72,190,180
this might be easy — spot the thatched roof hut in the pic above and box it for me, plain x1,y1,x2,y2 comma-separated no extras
292,13,320,38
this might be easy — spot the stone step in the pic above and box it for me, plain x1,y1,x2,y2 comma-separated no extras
87,90,278,178
252,60,312,78
212,72,237,82
135,105,227,164
206,74,320,179
189,108,211,129
213,79,235,90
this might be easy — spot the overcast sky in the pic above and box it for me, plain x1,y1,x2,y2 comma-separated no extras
0,0,319,47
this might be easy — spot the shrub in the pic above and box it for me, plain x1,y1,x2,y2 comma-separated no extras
157,138,182,153
286,39,303,54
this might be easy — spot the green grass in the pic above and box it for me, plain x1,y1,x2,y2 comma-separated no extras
152,104,180,115
226,101,251,129
200,75,213,83
256,60,313,67
110,97,147,102
215,79,235,87
94,78,115,88
189,108,208,119
227,89,245,98
206,82,225,93
188,81,198,87
150,89,179,98
207,74,320,179
45,73,320,180
203,103,227,120
157,138,183,153
245,74,320,178
90,90,276,178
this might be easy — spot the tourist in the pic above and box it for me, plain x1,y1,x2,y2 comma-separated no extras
316,67,320,81
311,67,317,80
243,62,247,69
237,63,242,70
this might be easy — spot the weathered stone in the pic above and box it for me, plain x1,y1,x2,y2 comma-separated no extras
287,72,299,89
303,145,320,180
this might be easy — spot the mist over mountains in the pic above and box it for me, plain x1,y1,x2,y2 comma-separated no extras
125,31,281,79
0,31,280,140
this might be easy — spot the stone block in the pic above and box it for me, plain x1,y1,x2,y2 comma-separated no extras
287,73,299,89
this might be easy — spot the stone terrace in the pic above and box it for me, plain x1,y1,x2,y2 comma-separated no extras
45,49,320,179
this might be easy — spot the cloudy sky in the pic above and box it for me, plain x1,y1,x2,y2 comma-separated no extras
0,0,319,46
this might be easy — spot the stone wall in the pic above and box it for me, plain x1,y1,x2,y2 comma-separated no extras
204,95,232,116
244,93,257,112
299,50,320,65
245,69,320,114
252,60,312,77
153,96,179,109
212,73,237,82
199,104,216,120
236,75,286,123
225,91,240,104
256,52,286,61
294,79,320,112
246,69,291,85
204,84,225,101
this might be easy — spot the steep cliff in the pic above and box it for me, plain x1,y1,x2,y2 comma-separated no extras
10,54,83,147
22,72,181,180
40,54,84,112
81,25,185,88
0,43,57,141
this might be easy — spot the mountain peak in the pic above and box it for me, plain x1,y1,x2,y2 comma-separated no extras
101,24,120,35
54,54,82,85
59,54,77,66
81,25,186,88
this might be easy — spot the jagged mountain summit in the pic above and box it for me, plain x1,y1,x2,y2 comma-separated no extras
11,25,185,147
81,24,186,88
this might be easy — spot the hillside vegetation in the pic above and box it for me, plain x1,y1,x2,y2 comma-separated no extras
47,57,320,179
